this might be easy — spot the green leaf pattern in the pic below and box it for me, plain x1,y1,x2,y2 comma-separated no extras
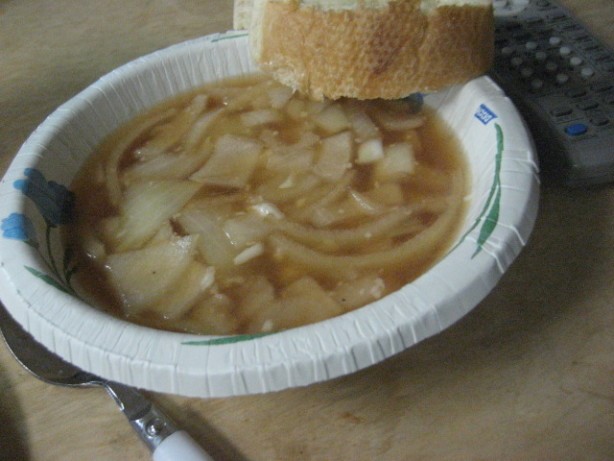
24,266,73,295
453,122,504,257
182,333,272,346
472,123,504,257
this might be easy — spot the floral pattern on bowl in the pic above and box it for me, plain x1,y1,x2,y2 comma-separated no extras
1,168,78,296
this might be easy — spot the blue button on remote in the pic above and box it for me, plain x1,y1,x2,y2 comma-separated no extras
565,123,589,136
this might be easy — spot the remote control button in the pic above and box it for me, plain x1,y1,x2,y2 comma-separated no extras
593,52,611,62
545,61,558,73
501,46,515,57
580,67,595,79
520,67,534,79
577,101,599,111
511,57,523,67
559,46,572,57
569,56,583,66
514,32,532,42
535,51,548,62
551,106,573,117
590,115,609,127
561,24,582,33
556,73,570,85
525,41,538,51
537,0,553,9
565,123,588,136
526,17,545,25
548,13,566,22
549,36,562,46
571,33,590,43
536,29,552,40
530,79,544,91
566,88,587,98
590,82,613,93
601,61,614,73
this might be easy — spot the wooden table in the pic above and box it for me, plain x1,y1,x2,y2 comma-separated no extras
1,1,613,460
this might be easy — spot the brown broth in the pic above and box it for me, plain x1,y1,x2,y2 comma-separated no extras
65,74,468,335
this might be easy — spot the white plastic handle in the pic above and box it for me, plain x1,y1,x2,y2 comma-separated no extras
152,430,215,461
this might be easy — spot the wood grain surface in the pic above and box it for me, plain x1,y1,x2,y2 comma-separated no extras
1,1,613,460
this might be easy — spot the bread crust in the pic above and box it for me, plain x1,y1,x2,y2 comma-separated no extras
252,0,494,100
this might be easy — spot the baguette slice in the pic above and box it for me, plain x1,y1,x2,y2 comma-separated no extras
235,0,494,100
234,0,255,31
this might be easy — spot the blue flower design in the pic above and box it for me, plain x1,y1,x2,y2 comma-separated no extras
1,213,38,247
1,168,79,296
13,168,75,227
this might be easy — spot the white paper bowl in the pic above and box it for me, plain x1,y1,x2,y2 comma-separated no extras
0,31,539,398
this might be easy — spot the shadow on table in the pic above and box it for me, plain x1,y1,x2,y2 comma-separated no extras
438,182,613,352
150,393,250,461
0,359,30,461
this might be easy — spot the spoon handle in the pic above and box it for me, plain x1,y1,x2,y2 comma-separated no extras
152,430,215,461
105,381,214,461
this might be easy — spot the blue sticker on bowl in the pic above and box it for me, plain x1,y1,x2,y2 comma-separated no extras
475,104,498,125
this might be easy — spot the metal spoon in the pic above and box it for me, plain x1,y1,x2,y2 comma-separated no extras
0,303,214,461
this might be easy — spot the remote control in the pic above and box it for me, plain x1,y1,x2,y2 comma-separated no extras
490,0,614,187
